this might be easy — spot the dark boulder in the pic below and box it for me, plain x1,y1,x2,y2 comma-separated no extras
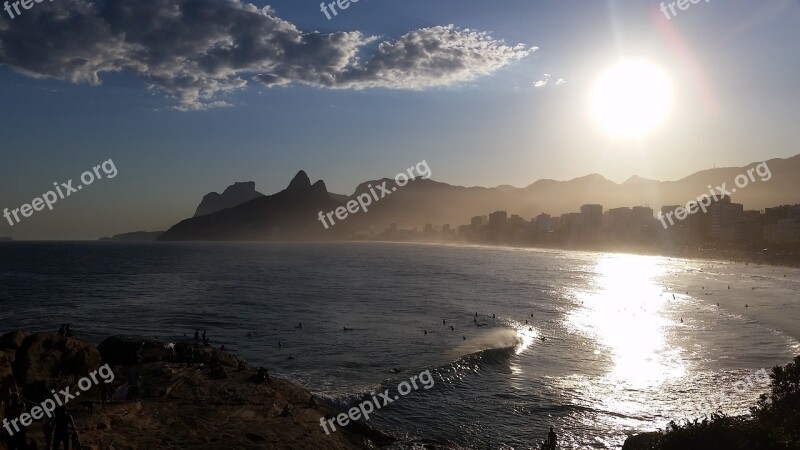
97,336,176,367
622,432,662,450
0,331,101,402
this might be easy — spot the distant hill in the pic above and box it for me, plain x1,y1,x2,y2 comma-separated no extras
100,231,164,241
0,237,13,241
194,181,264,217
156,153,800,240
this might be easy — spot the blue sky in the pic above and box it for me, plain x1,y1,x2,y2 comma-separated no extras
1,0,799,239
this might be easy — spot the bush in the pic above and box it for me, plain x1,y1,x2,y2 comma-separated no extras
649,356,800,450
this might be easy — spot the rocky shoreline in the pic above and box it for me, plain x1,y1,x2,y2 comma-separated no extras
0,331,402,449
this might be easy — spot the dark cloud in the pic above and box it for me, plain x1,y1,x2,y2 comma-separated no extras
0,0,534,110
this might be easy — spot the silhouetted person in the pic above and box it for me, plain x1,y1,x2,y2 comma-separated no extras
51,406,76,450
279,404,292,417
256,367,270,383
278,340,282,348
220,345,226,352
194,329,200,344
424,330,427,335
129,372,142,401
4,393,27,450
450,325,454,331
64,325,73,338
442,319,446,325
99,382,111,411
184,346,194,367
58,324,67,337
548,427,557,449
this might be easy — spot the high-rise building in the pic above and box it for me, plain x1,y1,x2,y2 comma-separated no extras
535,213,551,232
709,196,743,241
580,204,603,233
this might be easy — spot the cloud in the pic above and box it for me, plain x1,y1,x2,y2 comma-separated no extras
0,0,534,110
533,73,566,88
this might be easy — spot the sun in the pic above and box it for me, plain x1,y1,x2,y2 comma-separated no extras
590,60,672,139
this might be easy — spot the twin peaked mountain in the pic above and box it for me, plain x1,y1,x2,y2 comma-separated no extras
158,154,800,241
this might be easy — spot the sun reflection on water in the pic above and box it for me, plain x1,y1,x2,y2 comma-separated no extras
566,254,686,389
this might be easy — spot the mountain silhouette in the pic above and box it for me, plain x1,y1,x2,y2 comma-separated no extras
158,154,800,240
159,171,347,241
194,181,264,217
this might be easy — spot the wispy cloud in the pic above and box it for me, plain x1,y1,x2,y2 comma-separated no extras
533,73,566,88
0,0,535,110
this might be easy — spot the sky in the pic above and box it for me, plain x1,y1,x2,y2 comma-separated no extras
1,0,799,239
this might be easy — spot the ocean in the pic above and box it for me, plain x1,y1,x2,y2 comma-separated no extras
1,241,798,449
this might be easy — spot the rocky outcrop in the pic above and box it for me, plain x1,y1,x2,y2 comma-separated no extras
0,331,102,402
622,431,661,450
193,181,264,217
97,336,242,369
0,331,397,450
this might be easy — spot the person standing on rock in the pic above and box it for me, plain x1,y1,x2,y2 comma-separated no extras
194,329,200,345
51,406,76,450
99,381,111,412
548,426,557,449
3,393,28,450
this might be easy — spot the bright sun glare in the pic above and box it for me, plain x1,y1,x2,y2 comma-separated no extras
590,60,672,139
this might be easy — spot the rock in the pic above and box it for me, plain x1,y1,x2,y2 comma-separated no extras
622,431,661,450
96,417,111,430
0,330,32,350
3,332,101,401
245,433,266,442
0,350,17,404
97,336,176,367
